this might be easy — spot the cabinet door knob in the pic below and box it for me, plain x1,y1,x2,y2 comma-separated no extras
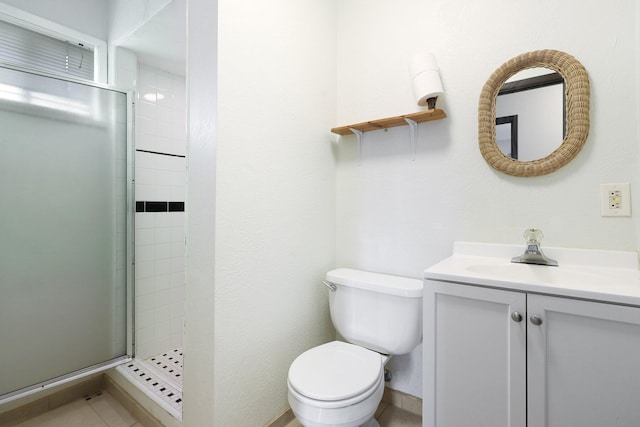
530,314,543,326
511,311,523,322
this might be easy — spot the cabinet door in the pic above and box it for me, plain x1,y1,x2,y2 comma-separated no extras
527,295,640,427
424,280,527,427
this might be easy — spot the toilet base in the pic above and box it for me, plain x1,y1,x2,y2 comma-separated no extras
293,415,380,427
291,412,380,427
288,383,384,427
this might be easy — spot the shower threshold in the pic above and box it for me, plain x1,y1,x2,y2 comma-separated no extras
116,348,183,420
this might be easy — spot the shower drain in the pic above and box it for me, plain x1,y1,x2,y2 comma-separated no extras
117,348,184,419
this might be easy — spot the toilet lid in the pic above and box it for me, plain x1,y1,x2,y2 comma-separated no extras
288,341,382,401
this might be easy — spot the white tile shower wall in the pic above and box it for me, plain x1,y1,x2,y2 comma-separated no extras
135,209,186,359
113,47,137,91
133,63,187,359
135,153,186,359
135,151,186,202
136,64,187,157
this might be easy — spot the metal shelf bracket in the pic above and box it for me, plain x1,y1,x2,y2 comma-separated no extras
404,117,418,160
349,128,364,164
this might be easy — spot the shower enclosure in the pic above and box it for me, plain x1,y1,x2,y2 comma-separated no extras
0,64,133,402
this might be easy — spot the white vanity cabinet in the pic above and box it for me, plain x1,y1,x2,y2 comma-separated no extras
423,281,526,427
424,279,640,427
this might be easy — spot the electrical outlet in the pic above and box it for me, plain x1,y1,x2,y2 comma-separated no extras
601,183,631,217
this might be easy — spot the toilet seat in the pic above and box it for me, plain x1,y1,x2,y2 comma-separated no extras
288,373,383,410
288,341,383,406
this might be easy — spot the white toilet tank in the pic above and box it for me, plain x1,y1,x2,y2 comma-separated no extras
326,268,423,355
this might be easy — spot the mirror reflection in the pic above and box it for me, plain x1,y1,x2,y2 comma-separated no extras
495,68,565,161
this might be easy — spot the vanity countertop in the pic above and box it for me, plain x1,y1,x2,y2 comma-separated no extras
425,242,640,306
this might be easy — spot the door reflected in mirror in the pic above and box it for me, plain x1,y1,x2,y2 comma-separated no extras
495,68,565,161
496,115,518,159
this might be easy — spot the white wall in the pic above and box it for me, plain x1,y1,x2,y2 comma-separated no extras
107,0,172,45
188,0,338,425
183,0,217,423
336,0,639,398
0,0,108,40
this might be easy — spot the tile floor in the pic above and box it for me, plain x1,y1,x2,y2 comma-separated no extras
11,391,143,427
8,388,421,427
376,406,422,427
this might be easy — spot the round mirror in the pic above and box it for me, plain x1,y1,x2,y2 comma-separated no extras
478,50,590,177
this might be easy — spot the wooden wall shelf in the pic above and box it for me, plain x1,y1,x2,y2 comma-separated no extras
330,109,446,135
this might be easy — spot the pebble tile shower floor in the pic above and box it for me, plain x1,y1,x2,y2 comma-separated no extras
117,348,183,418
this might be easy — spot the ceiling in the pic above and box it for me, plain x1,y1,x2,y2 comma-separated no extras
117,0,186,76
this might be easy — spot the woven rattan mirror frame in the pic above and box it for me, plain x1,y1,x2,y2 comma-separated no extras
478,50,590,177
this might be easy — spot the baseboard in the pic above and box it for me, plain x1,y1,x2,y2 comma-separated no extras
382,387,422,416
264,406,296,427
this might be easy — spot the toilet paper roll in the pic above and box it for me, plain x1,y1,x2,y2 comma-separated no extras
412,69,444,107
409,53,444,106
409,53,439,79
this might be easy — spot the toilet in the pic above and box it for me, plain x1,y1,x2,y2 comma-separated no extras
287,268,423,427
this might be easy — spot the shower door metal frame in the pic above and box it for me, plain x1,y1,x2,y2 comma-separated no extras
0,62,135,405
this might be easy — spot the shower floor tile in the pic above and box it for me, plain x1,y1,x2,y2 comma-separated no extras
146,348,183,387
13,390,142,427
116,348,183,418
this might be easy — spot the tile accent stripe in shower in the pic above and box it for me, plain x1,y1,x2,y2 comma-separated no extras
136,201,185,212
116,348,183,419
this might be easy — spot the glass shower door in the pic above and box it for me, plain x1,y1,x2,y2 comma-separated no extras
0,65,131,399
